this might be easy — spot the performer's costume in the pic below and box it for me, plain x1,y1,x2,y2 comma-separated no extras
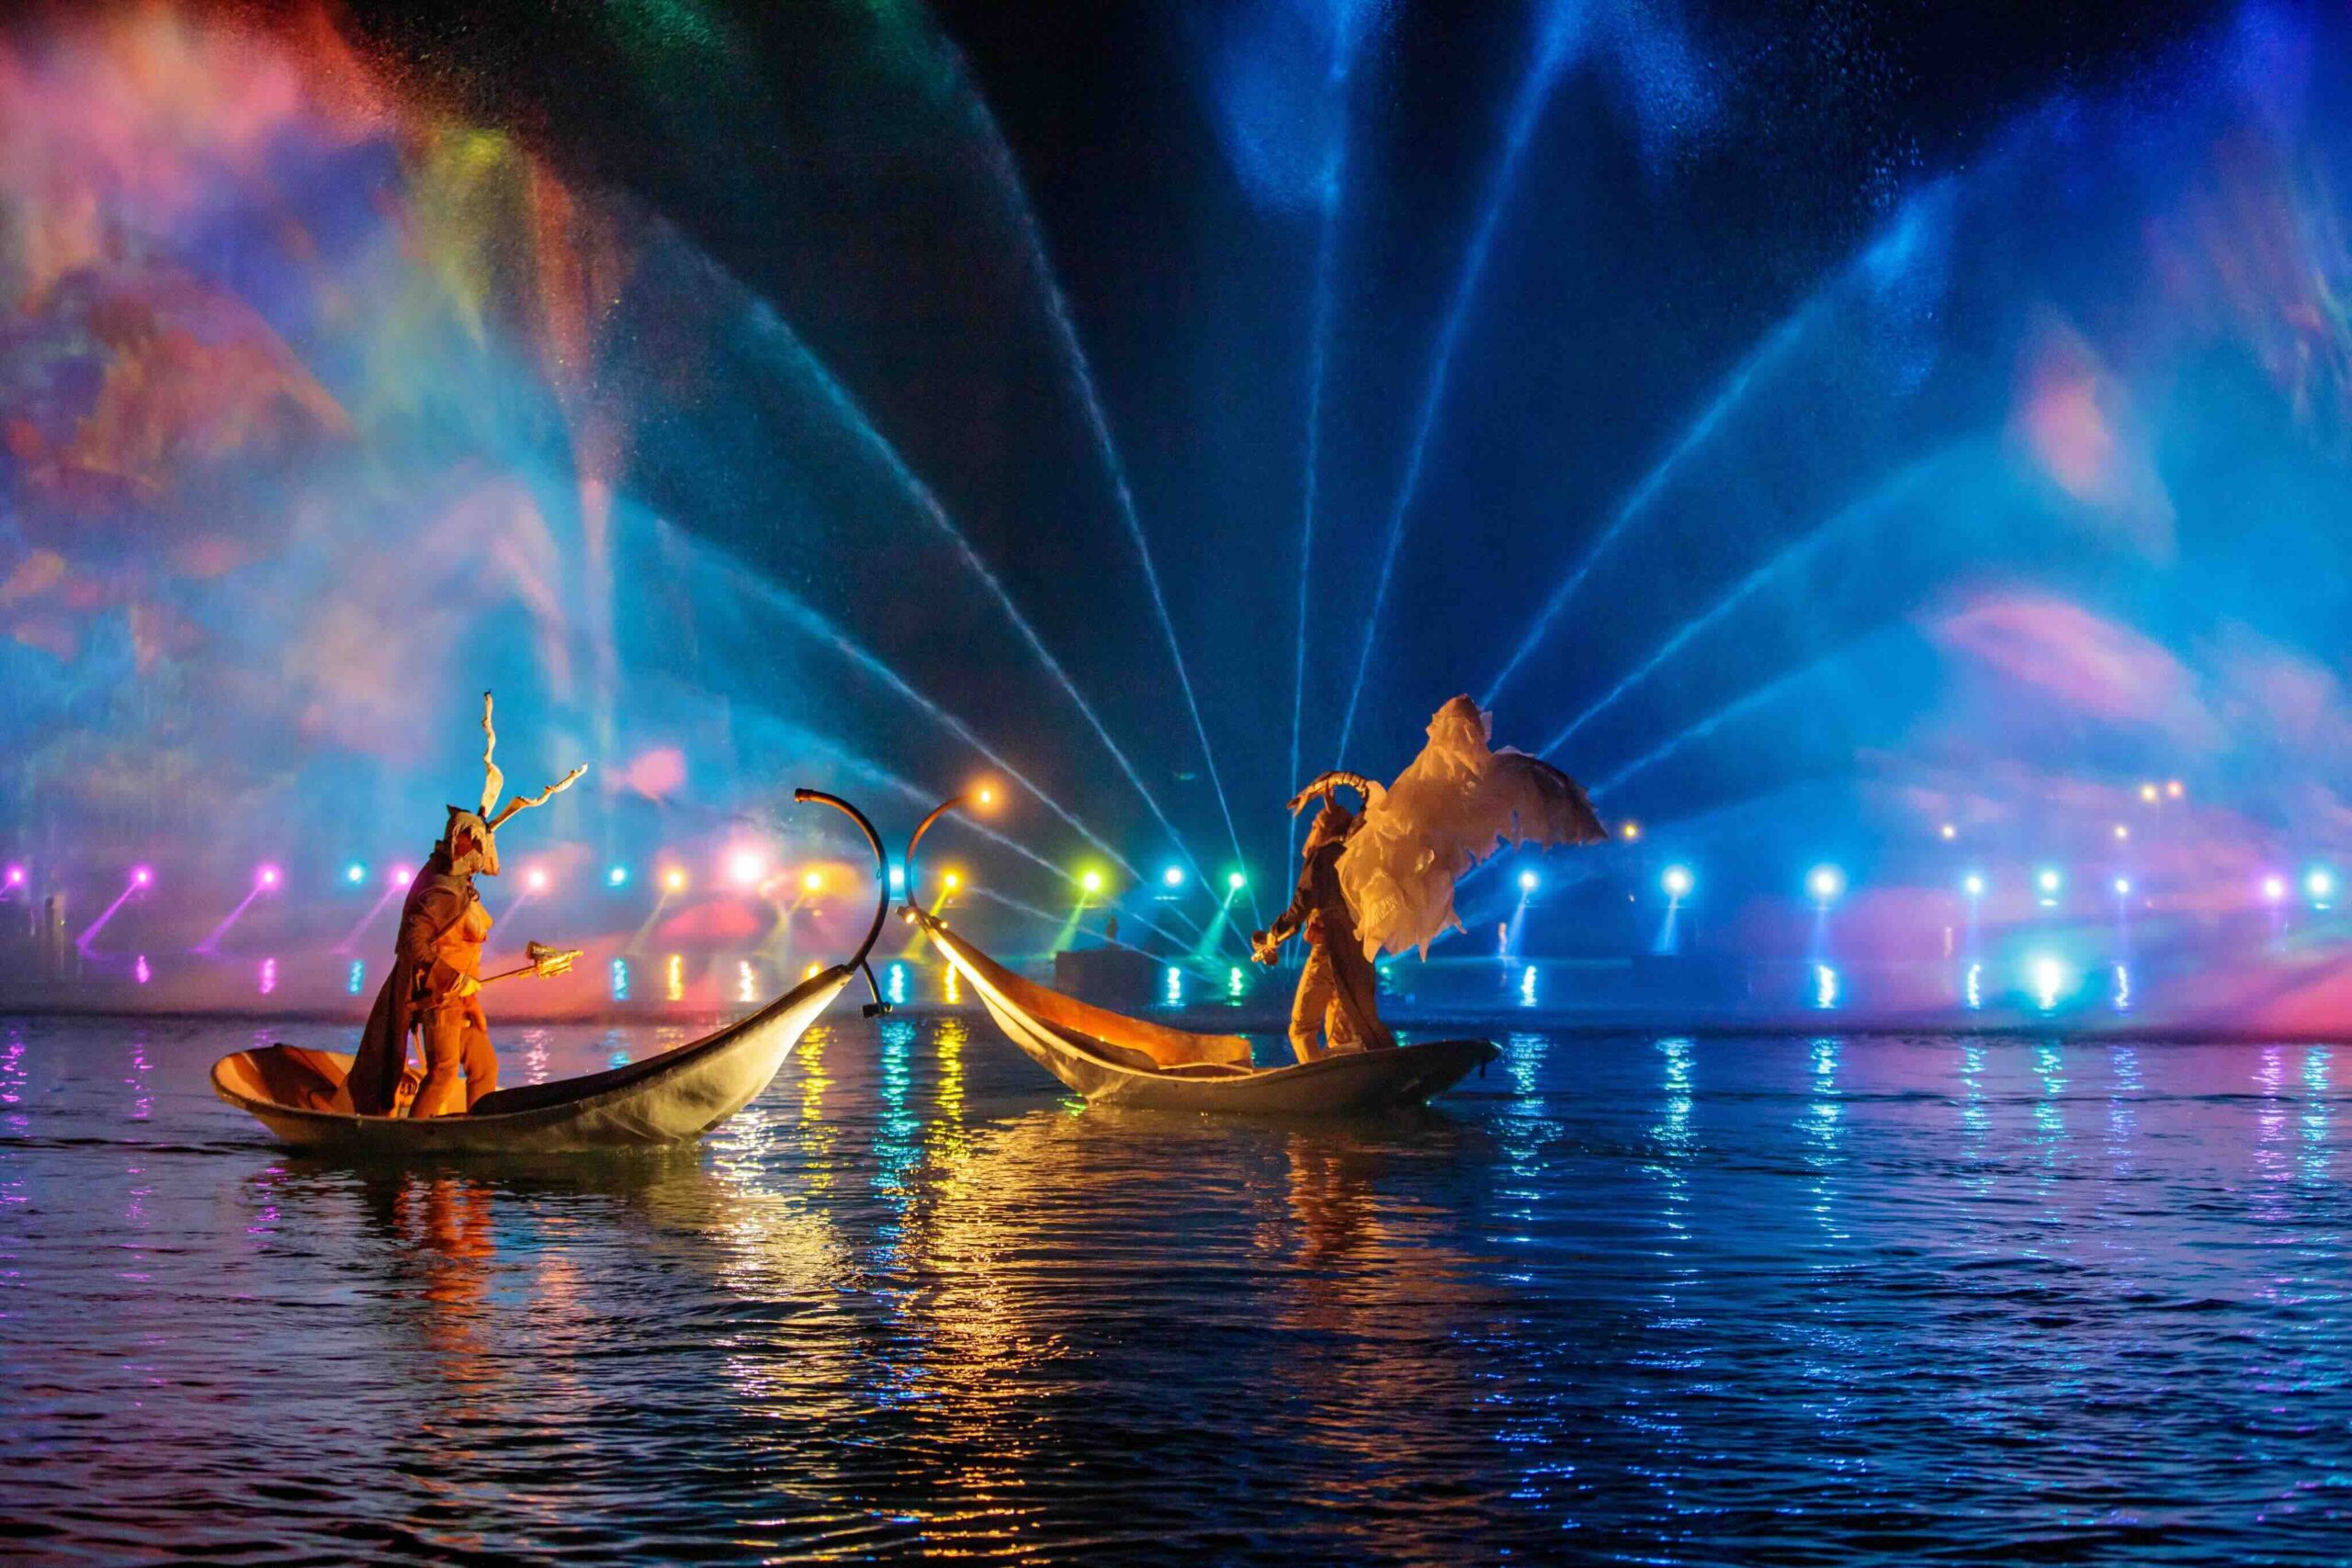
1261,696,1607,1066
1253,798,1396,1062
347,694,585,1118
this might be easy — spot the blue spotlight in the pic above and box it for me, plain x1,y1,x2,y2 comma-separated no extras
1807,864,1845,904
1662,864,1693,898
1163,865,1186,888
2308,868,2336,908
888,863,906,891
607,864,629,888
1518,869,1540,894
1962,873,1985,897
2036,868,2063,907
344,862,367,886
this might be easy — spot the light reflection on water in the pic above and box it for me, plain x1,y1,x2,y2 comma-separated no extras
4,1019,2352,1561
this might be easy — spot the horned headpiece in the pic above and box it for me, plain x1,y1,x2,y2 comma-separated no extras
439,693,587,877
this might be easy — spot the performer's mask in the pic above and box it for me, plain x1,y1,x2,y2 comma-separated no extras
435,693,587,881
440,807,499,878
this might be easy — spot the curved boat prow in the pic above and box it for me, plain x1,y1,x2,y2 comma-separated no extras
211,788,894,1153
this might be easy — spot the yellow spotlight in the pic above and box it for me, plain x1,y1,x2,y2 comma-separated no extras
803,961,822,981
1080,869,1103,895
1939,823,1957,840
662,867,687,894
943,871,963,891
2113,823,2130,840
973,782,998,809
1620,820,1642,842
802,870,823,894
2139,782,2159,804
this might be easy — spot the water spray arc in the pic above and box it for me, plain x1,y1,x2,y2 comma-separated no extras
920,17,1257,925
739,297,1211,893
1541,455,1947,759
1483,183,1952,708
1288,8,1373,877
1334,0,1583,761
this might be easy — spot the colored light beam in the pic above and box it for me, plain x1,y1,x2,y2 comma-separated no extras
740,294,1210,892
1542,453,1949,759
1335,0,1583,762
1289,15,1371,878
75,869,150,956
694,525,1151,886
928,25,1254,923
193,870,278,957
332,877,406,956
1588,648,1851,799
1482,183,1953,707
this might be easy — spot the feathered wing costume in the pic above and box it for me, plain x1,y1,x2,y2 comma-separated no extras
1294,695,1606,962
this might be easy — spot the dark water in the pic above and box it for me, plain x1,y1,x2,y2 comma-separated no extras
4,1016,2350,1565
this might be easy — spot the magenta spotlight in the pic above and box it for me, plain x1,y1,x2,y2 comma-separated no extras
2264,874,2289,903
526,866,550,894
255,863,282,889
4,864,23,887
130,865,153,887
390,864,413,886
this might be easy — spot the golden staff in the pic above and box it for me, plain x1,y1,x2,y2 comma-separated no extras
476,942,582,986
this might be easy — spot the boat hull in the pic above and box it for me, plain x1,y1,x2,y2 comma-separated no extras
922,915,1498,1113
211,968,851,1153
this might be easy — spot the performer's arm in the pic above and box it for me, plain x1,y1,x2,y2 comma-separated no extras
1250,879,1317,963
401,887,481,1001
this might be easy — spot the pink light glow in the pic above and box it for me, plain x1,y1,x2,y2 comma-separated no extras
4,864,22,886
130,865,152,886
255,863,281,888
390,864,413,886
526,866,549,893
727,848,766,889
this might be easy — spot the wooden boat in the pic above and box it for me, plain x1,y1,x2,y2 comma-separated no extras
211,790,894,1153
910,908,1498,1114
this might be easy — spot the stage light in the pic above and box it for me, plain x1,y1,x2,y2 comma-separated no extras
802,870,823,894
344,862,366,885
2113,877,2132,897
1080,869,1103,895
1519,869,1541,894
727,848,765,889
2037,868,2063,895
2307,868,2335,904
607,864,629,887
2264,874,2288,903
1807,864,1844,903
1227,871,1246,892
2166,780,2185,799
1662,865,1693,898
526,866,549,893
1962,873,1985,897
943,871,963,892
662,867,688,894
3,863,22,886
390,864,413,886
1939,823,1957,840
1163,865,1185,887
2139,782,2160,804
973,782,999,808
2030,953,2068,1011
131,865,153,887
1619,820,1642,842
2112,823,2130,840
255,863,280,889
888,863,905,890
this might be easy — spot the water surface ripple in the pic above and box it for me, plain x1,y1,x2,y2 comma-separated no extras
3,1018,2348,1563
